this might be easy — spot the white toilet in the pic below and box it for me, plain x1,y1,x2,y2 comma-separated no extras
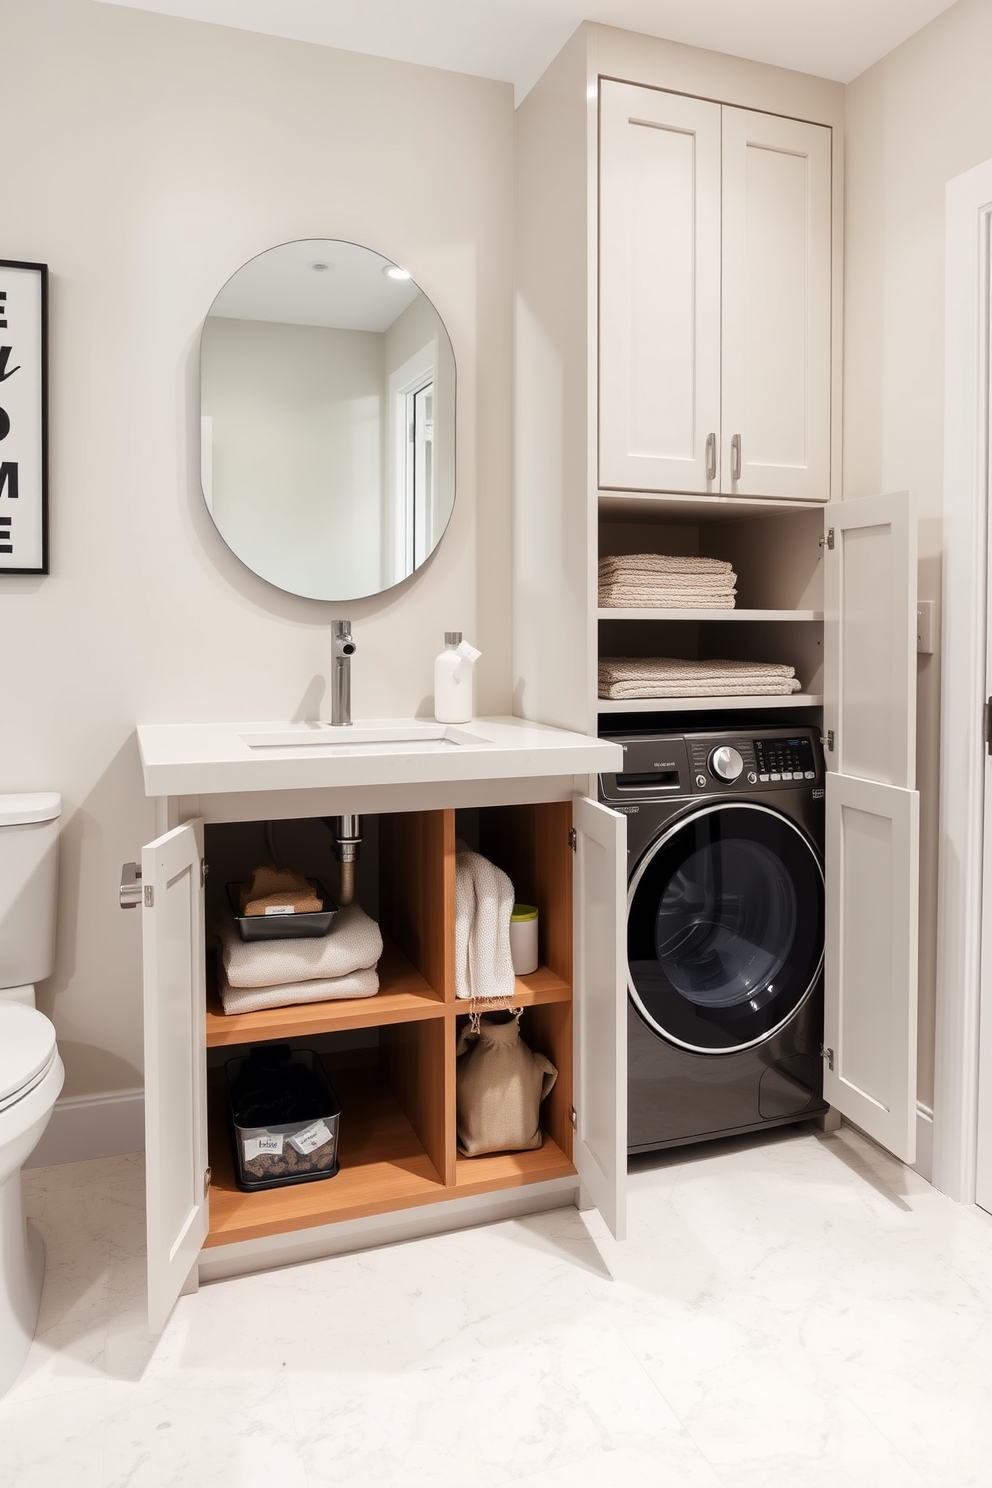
0,793,64,1397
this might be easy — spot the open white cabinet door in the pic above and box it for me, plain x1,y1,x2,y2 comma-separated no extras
142,820,209,1334
572,795,627,1239
822,491,920,1163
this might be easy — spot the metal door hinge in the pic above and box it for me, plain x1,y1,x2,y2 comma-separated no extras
201,860,209,888
144,884,154,908
986,698,992,757
569,1105,577,1129
204,1166,212,1196
568,827,577,852
821,730,835,753
821,1044,835,1071
119,861,142,910
819,528,835,550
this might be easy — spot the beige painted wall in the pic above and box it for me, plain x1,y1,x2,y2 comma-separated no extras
844,0,992,1108
4,0,513,1100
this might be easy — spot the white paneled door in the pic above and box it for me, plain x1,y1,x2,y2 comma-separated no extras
142,820,209,1334
572,794,627,1240
822,492,920,1164
599,81,722,494
721,108,832,500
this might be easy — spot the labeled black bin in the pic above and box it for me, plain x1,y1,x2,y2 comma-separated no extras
226,1044,341,1191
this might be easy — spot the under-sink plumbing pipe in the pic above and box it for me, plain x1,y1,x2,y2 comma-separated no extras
326,814,362,905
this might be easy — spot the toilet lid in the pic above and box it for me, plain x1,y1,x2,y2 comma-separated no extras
0,1004,58,1106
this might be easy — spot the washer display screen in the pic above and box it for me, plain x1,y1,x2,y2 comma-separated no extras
628,803,823,1053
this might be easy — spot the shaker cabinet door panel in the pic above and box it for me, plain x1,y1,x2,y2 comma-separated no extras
823,490,918,791
824,773,919,1164
572,794,627,1239
599,81,722,494
142,819,208,1334
721,107,832,500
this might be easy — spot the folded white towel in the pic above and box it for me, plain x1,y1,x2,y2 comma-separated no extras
455,849,516,1001
218,964,379,1016
218,901,383,989
598,656,801,699
598,553,733,577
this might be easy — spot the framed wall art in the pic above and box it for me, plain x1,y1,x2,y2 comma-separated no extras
0,259,48,574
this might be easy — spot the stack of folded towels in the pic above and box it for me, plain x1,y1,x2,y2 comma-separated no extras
216,865,383,1015
455,848,516,1002
598,656,802,699
598,553,737,609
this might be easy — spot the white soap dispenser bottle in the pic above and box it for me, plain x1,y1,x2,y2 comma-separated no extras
434,632,481,724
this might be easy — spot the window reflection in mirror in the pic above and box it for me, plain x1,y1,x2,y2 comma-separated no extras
199,240,456,601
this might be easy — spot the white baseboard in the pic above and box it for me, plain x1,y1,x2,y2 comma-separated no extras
914,1102,934,1184
26,1089,145,1168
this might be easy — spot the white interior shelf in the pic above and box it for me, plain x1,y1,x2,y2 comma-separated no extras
597,694,824,714
597,608,823,622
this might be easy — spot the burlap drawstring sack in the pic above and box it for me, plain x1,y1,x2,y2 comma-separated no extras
456,1011,558,1156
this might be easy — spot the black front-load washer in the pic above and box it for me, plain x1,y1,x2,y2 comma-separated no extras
600,727,829,1153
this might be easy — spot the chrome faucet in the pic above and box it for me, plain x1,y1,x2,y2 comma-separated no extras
331,621,357,726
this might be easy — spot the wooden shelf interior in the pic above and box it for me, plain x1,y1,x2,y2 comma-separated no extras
204,800,576,1250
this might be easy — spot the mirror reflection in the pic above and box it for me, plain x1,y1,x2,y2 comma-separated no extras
199,239,456,601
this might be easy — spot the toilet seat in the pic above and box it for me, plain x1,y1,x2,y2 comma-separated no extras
0,1005,58,1115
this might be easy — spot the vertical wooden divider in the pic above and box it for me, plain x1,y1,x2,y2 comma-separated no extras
377,809,457,1186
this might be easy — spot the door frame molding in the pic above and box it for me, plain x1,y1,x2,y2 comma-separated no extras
934,157,992,1202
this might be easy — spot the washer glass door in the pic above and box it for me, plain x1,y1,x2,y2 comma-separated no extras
628,803,823,1053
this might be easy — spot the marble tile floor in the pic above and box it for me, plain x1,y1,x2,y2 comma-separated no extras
2,1124,992,1487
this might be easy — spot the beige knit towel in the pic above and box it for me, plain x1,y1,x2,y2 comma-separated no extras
455,850,516,1001
456,1013,558,1156
598,656,801,699
598,554,734,577
219,902,383,989
218,964,379,1016
599,585,737,610
239,864,321,917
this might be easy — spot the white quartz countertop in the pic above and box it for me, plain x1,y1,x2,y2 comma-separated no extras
135,716,623,797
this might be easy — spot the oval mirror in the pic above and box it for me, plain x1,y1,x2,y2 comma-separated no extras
199,239,456,601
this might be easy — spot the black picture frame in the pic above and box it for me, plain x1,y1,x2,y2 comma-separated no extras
0,259,49,575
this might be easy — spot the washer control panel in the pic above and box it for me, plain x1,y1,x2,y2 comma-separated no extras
598,728,823,803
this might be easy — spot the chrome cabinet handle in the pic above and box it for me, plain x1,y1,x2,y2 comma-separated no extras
731,433,742,482
705,432,717,482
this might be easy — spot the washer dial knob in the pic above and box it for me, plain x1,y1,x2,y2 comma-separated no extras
708,745,744,782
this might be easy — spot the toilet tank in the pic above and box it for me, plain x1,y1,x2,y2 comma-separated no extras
0,794,61,989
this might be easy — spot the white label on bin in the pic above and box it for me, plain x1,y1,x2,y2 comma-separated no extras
289,1120,332,1155
244,1133,284,1161
264,905,295,916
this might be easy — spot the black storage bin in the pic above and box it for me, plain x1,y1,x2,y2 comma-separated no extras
226,880,337,941
227,1045,341,1191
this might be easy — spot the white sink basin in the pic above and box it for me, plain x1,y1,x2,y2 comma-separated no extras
240,721,482,754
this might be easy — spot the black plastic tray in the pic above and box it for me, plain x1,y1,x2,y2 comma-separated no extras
226,879,337,941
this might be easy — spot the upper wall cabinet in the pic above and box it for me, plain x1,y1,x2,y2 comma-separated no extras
599,81,832,502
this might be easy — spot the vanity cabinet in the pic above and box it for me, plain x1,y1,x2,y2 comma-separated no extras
599,81,832,501
133,725,625,1333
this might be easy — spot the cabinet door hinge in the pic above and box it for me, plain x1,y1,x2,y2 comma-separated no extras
144,884,154,908
568,827,577,852
204,1166,212,1197
819,527,835,550
201,860,209,888
820,1044,835,1071
986,698,992,757
821,730,835,753
569,1105,577,1129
